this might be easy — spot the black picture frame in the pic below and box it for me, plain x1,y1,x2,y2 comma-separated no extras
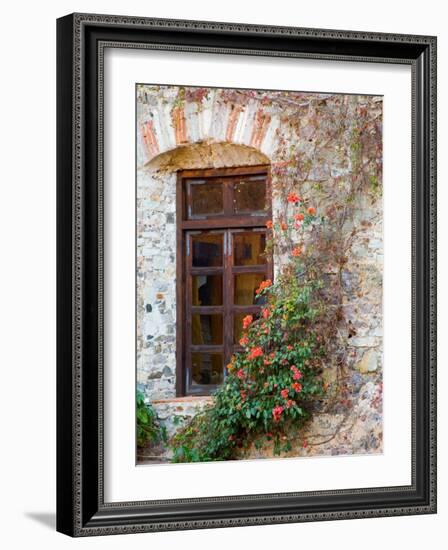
56,13,437,537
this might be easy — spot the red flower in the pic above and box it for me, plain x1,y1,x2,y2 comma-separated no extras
287,345,293,351
248,346,263,360
242,314,253,329
286,399,294,408
272,405,284,422
292,246,302,257
290,365,303,380
307,206,316,216
280,388,289,399
237,368,245,380
292,382,303,393
302,440,308,449
294,213,305,221
262,308,271,319
287,192,301,204
266,220,273,229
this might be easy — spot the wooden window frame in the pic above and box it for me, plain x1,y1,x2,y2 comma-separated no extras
176,165,273,396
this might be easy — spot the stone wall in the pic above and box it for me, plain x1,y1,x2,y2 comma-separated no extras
136,84,383,458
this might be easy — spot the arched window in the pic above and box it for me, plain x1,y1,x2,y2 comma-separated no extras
176,165,272,396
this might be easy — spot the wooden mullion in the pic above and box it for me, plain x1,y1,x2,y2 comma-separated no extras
191,306,224,315
187,384,221,396
181,215,269,230
190,266,223,276
190,345,224,353
185,232,194,395
176,174,185,396
231,305,262,314
223,229,233,376
232,265,267,274
180,165,269,179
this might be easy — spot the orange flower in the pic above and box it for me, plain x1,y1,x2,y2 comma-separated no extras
242,314,253,329
287,192,301,203
239,334,249,346
281,222,288,231
266,220,273,229
255,279,273,294
292,382,303,393
280,388,289,399
294,213,305,221
292,247,302,257
248,346,264,360
307,206,316,216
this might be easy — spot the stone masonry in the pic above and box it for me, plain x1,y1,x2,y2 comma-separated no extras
136,85,383,459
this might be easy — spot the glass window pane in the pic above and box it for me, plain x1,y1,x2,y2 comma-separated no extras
191,353,224,386
192,314,223,345
192,275,223,306
234,273,266,305
189,181,223,217
234,178,266,213
233,232,267,266
191,233,223,267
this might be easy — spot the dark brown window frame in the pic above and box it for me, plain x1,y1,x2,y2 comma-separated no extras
176,165,273,396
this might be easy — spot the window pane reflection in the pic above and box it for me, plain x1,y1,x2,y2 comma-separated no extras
189,181,223,217
192,314,223,345
191,233,223,267
234,273,266,305
233,232,267,266
234,178,266,213
192,275,223,306
191,353,223,386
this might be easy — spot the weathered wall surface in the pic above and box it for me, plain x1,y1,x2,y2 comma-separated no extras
136,84,383,458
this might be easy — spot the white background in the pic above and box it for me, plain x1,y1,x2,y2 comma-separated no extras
0,0,445,548
105,49,412,501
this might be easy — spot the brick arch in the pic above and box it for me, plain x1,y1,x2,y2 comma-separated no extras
137,95,279,169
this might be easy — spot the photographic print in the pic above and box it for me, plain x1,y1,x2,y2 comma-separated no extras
136,84,383,465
